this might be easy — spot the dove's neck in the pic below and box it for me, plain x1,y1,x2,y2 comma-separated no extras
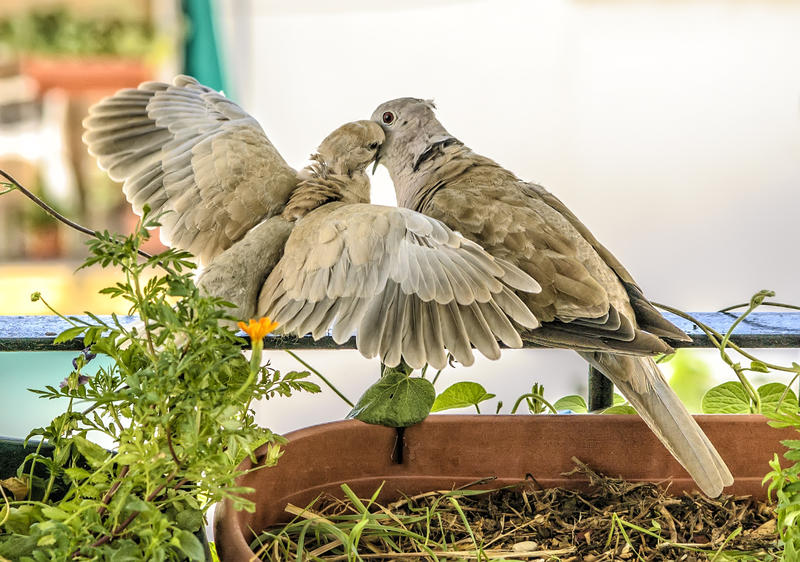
387,138,478,211
283,167,370,220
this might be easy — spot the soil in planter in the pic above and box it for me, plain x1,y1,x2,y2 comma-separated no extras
252,459,779,561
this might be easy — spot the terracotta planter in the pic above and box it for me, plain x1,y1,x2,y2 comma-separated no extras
214,414,793,560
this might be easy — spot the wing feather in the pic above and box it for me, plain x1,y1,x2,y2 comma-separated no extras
83,75,297,264
258,203,542,367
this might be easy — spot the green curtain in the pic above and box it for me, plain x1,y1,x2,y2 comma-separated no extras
182,0,227,93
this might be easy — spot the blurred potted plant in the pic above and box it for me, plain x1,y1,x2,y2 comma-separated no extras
0,8,167,91
21,181,66,259
0,209,319,560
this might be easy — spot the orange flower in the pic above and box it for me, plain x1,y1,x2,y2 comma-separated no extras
238,317,279,341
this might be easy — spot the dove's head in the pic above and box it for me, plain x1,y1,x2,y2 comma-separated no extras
284,121,384,220
370,98,457,197
315,120,385,176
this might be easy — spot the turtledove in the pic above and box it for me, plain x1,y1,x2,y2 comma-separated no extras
370,98,733,497
83,77,541,368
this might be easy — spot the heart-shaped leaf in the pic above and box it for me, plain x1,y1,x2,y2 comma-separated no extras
758,382,799,415
552,395,588,414
601,404,637,415
348,370,435,427
431,382,495,413
701,381,751,414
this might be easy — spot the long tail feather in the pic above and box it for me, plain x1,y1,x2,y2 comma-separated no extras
580,352,734,497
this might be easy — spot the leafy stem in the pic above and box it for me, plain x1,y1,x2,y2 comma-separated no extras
286,349,354,408
0,210,318,559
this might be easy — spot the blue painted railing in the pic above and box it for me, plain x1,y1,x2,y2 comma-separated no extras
2,311,799,409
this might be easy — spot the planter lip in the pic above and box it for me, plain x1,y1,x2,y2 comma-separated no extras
278,413,772,444
20,54,151,65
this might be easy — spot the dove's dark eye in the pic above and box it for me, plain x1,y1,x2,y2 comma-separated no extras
368,142,379,150
382,111,395,125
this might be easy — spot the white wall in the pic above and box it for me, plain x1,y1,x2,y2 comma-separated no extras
214,0,800,432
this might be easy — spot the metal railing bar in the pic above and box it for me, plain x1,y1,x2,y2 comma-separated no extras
2,311,799,352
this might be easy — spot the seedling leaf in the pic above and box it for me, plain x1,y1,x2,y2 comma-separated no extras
431,382,495,413
552,395,588,413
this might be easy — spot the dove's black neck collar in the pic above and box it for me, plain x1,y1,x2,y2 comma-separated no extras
412,137,461,172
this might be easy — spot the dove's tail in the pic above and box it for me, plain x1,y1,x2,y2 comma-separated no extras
579,352,734,498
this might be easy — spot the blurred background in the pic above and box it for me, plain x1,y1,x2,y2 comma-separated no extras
1,0,799,436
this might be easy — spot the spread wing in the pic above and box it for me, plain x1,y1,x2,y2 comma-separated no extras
83,75,297,264
258,203,541,369
422,166,679,355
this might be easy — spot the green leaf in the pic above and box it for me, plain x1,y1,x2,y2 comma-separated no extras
71,435,109,468
613,393,626,406
36,535,56,547
431,382,495,413
40,506,68,521
175,508,204,532
125,496,151,513
53,326,85,344
701,381,751,414
552,395,588,413
347,370,435,427
758,383,799,415
0,534,37,559
62,467,91,482
601,404,637,415
750,360,770,373
750,289,775,307
110,541,145,562
174,529,206,562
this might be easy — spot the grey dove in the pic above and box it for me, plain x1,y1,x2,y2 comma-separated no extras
370,98,733,497
82,76,541,368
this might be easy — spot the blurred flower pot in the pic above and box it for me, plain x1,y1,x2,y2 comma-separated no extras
24,224,62,259
214,414,792,560
20,57,151,94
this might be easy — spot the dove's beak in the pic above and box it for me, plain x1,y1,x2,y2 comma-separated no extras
372,145,382,175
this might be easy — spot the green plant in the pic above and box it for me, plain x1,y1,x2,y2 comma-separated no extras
0,8,164,59
660,290,800,415
661,290,800,560
0,209,318,560
765,410,800,559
